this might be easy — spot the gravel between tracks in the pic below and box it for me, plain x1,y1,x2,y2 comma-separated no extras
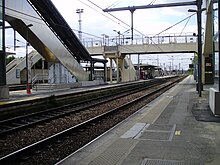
0,81,173,163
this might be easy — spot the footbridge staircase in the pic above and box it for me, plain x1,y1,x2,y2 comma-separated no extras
5,0,106,82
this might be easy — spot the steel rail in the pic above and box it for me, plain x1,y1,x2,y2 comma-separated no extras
0,76,184,164
0,78,160,112
0,79,163,136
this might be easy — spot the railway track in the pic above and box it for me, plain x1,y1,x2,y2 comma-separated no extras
0,79,163,136
0,78,163,120
0,76,185,164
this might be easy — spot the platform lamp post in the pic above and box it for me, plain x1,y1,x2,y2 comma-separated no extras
113,30,121,45
0,0,9,99
76,9,83,42
188,0,206,97
26,24,33,94
218,0,220,91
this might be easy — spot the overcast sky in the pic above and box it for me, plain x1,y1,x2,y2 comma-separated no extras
6,0,206,70
50,0,200,69
51,0,199,37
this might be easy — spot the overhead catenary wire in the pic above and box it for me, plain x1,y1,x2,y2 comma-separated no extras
4,6,104,39
85,0,164,52
154,13,196,37
149,0,157,5
4,5,128,43
84,0,130,29
4,4,148,58
85,1,197,54
179,15,191,36
149,13,196,60
5,2,195,63
78,0,162,56
107,0,125,9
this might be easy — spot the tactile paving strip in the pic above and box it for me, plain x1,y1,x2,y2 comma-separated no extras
89,139,136,165
141,158,204,165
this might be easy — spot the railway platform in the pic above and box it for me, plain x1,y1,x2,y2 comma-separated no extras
58,75,220,165
0,76,175,107
0,76,171,108
0,83,119,107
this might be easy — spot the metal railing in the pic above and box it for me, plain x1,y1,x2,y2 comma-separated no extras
32,74,48,85
82,32,199,47
48,75,67,84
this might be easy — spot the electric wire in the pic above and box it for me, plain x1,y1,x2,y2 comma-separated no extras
85,0,164,52
4,6,103,39
149,0,157,5
62,0,196,56
79,0,162,56
84,0,130,29
85,0,192,55
5,2,195,63
154,13,196,37
179,15,191,36
107,0,125,8
4,5,142,57
85,0,195,56
150,13,196,60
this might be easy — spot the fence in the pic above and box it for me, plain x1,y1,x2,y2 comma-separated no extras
82,32,199,47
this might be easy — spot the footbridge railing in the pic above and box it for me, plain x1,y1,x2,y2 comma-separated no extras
82,32,199,48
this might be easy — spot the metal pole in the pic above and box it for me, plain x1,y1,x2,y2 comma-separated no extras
197,0,203,97
104,61,107,82
76,9,83,42
42,59,44,83
110,58,113,83
90,60,93,81
103,1,197,12
0,0,6,86
116,57,119,83
130,9,135,44
218,0,220,91
0,0,8,99
118,32,120,45
194,53,197,81
138,54,140,79
26,41,30,94
172,55,174,71
14,29,16,51
129,54,131,81
26,24,33,94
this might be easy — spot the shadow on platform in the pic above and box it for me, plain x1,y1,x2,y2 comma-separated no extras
192,104,220,123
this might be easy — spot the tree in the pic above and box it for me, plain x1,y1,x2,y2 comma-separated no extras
6,56,15,65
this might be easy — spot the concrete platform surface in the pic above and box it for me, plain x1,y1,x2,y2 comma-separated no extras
58,76,220,165
0,76,174,106
0,83,122,106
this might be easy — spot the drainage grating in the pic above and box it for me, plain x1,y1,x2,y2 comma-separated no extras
138,131,171,141
147,124,174,132
141,158,204,165
136,124,176,141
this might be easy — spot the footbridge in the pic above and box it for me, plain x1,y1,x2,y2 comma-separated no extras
85,33,199,83
86,33,199,55
85,0,218,88
86,31,218,83
5,0,106,82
